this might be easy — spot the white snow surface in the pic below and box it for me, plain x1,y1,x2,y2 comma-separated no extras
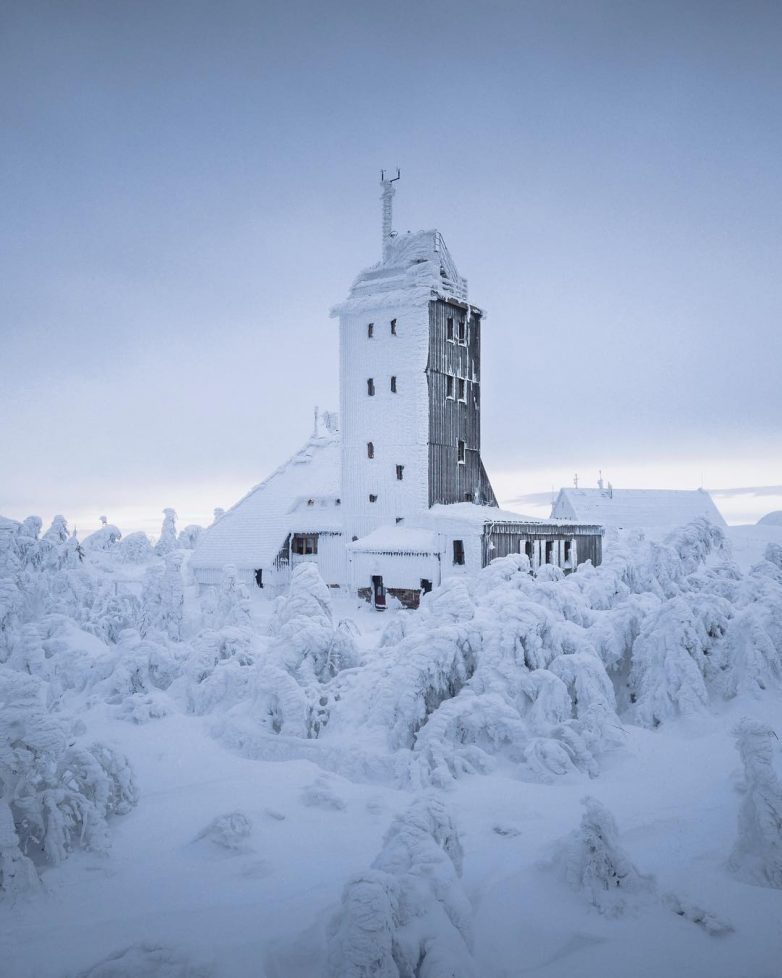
552,487,727,532
2,514,782,978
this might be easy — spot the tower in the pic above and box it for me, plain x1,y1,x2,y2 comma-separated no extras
331,176,496,543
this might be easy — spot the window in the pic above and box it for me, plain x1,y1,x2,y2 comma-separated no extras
367,441,374,459
367,322,374,338
457,440,465,463
464,492,472,502
390,319,397,335
564,540,572,564
420,578,433,594
446,375,454,398
390,375,397,393
453,539,465,565
447,317,454,340
458,320,466,343
292,534,318,556
367,378,375,396
395,517,403,524
457,378,466,401
369,493,377,503
545,541,554,564
254,569,263,589
524,541,534,560
396,464,404,480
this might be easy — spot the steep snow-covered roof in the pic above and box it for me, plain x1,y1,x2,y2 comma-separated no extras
550,488,726,530
190,432,342,573
330,230,470,317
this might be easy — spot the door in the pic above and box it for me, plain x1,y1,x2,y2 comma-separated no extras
371,575,386,610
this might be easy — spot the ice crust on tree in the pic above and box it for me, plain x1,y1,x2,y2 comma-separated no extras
326,795,476,978
729,718,782,888
556,796,656,916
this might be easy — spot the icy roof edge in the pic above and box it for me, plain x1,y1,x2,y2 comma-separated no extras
329,229,470,318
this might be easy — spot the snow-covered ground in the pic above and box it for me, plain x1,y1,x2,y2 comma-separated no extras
1,514,781,978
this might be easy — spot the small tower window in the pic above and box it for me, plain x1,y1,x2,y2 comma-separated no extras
367,322,374,338
367,441,374,459
458,320,466,343
367,378,375,396
369,494,377,503
390,319,397,335
453,539,465,565
447,317,454,340
446,375,454,398
396,464,404,480
457,440,465,464
457,378,466,401
390,375,397,393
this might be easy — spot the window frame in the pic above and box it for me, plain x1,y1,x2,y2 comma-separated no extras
452,539,465,565
446,375,454,399
446,316,454,341
457,377,466,402
457,439,465,464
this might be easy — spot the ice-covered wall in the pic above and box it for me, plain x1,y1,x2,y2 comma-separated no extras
338,304,431,543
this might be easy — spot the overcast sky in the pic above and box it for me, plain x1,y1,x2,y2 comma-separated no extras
2,0,781,535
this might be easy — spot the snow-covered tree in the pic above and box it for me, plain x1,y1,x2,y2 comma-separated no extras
117,531,154,563
177,524,202,550
271,563,357,683
729,718,782,888
82,518,122,553
155,508,178,557
327,796,475,978
140,554,184,640
0,671,138,875
558,796,655,915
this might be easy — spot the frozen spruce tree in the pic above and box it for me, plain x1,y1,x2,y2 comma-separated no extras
729,718,782,888
559,796,655,916
326,795,475,978
155,508,178,556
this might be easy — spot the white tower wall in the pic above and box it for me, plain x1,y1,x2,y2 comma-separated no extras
339,303,431,542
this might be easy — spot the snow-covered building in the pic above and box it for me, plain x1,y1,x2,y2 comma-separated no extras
191,175,603,605
550,487,726,533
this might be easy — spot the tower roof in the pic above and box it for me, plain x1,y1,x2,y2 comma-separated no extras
331,229,470,317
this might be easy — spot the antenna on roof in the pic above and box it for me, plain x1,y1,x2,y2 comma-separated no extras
598,470,604,491
573,473,579,488
380,168,400,260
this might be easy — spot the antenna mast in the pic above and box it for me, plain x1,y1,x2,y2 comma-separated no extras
380,168,400,260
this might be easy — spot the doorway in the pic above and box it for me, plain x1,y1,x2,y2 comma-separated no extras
371,575,386,610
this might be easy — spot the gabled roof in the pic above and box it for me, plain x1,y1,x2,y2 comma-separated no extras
330,230,470,317
550,487,726,530
190,431,342,573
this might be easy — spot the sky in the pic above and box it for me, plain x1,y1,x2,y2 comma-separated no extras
2,0,781,536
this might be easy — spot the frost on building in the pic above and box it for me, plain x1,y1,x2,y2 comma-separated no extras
191,175,603,605
551,486,726,534
189,412,344,590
